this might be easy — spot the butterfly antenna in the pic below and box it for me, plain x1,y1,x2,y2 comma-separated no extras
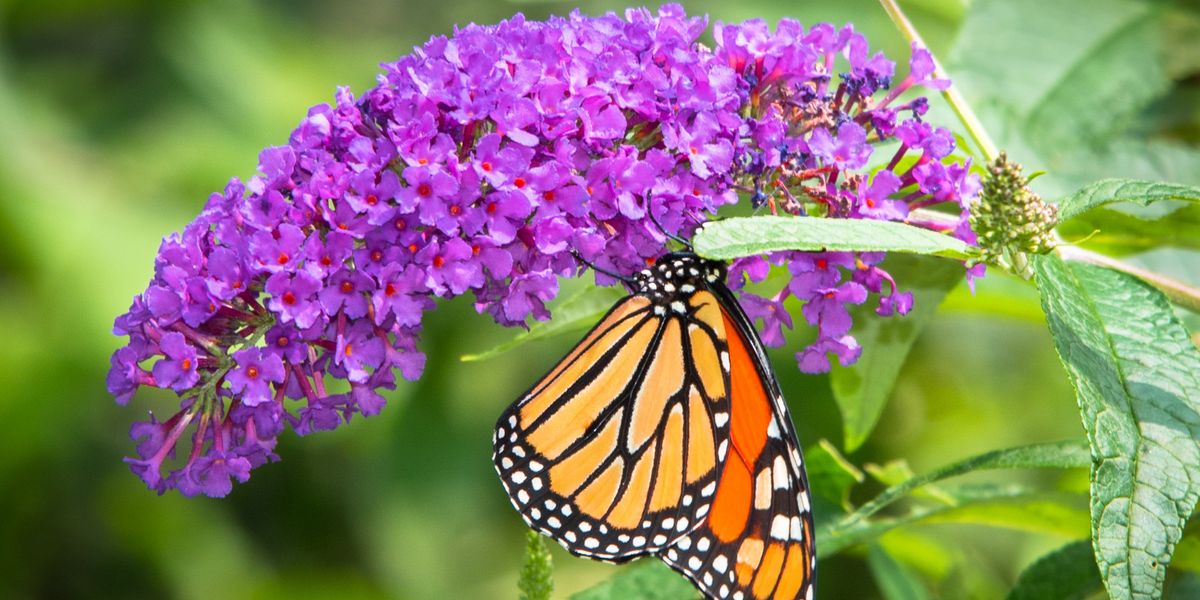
646,194,693,250
570,250,636,284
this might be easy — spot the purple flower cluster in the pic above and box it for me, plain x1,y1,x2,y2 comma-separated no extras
711,21,980,370
108,6,980,496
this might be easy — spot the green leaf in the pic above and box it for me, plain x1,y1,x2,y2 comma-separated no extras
691,216,973,261
1056,179,1200,222
570,561,695,600
460,284,626,362
519,531,554,600
835,440,1090,531
1058,204,1200,255
864,461,955,507
1021,12,1171,156
821,441,1091,555
920,491,1090,539
805,439,865,511
1033,254,1200,600
1006,540,1103,600
831,255,963,450
949,0,1200,197
868,544,932,600
821,490,1089,557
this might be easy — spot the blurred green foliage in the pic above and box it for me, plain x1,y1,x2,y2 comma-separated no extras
0,0,1197,598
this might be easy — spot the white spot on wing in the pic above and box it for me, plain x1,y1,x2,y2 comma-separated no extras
767,418,780,439
713,555,729,572
754,468,773,509
774,456,788,489
771,514,789,539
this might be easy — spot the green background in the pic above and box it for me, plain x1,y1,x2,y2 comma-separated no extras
1,0,1196,598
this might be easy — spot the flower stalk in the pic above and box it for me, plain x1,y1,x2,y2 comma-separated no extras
877,0,999,162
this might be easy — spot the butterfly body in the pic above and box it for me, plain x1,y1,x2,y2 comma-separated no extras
495,252,815,600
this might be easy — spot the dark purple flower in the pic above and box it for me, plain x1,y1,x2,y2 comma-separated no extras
728,256,771,289
853,170,907,220
416,238,484,296
807,122,872,170
265,271,323,329
480,191,532,244
334,323,386,384
249,224,307,274
173,451,252,498
494,269,557,325
319,269,374,318
739,292,793,348
227,348,286,406
302,231,355,279
373,264,434,326
801,281,868,337
797,335,862,373
265,325,308,364
151,332,201,392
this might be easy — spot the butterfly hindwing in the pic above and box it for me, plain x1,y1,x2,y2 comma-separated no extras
494,285,732,561
658,282,815,600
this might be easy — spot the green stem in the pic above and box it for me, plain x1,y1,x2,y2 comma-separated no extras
877,0,1000,162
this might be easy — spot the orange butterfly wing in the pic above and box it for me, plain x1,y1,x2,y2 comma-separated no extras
658,288,815,600
494,290,732,560
494,253,815,599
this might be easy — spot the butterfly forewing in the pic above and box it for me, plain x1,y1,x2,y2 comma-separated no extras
494,282,733,561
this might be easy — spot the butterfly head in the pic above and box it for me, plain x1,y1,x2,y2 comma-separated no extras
633,252,726,303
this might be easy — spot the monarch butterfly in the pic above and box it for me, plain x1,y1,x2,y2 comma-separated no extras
494,251,815,600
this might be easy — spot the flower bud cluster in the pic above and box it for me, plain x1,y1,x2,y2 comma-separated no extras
971,152,1058,270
